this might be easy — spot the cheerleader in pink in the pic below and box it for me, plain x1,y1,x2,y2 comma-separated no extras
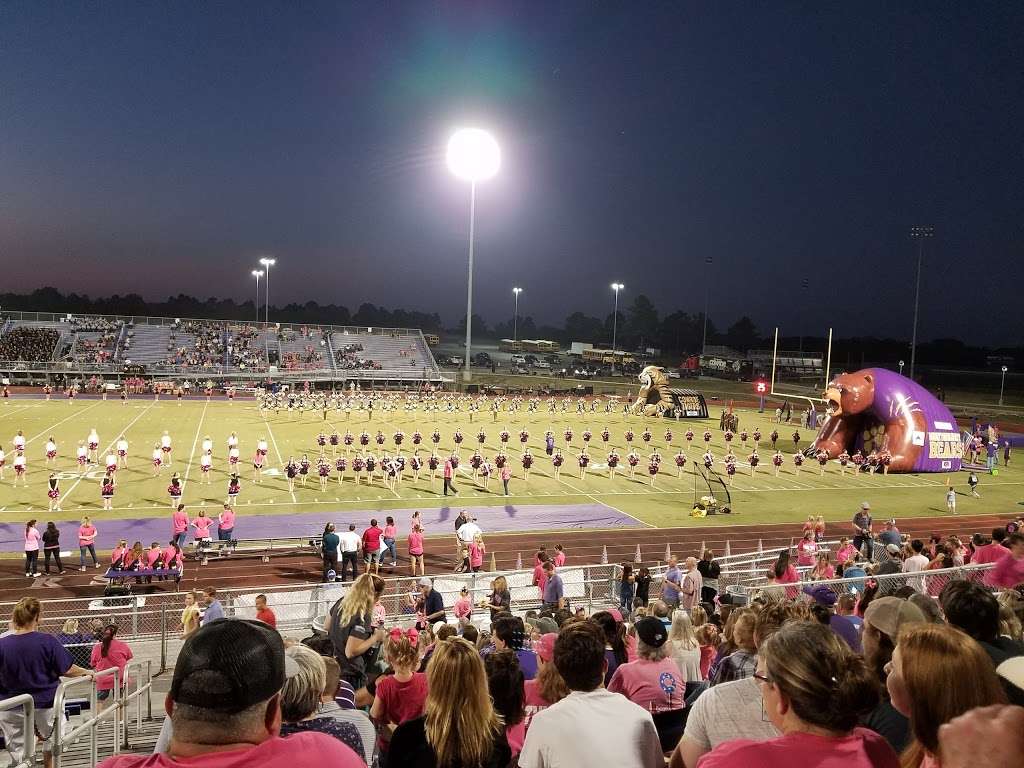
45,437,58,467
251,449,263,483
226,474,240,506
200,451,213,483
607,449,620,479
13,451,27,487
47,473,62,512
167,473,182,507
191,510,214,543
152,444,163,476
116,436,129,468
160,431,173,466
100,472,115,510
87,428,100,463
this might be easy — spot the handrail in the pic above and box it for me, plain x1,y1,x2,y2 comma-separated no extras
0,694,36,768
120,659,153,749
52,667,120,768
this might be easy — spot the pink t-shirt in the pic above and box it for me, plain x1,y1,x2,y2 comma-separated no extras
162,547,182,569
193,517,213,538
383,524,396,539
553,551,566,567
777,565,800,599
696,726,899,768
699,645,715,679
374,672,428,726
172,510,190,534
96,732,365,768
836,544,857,564
453,597,473,619
974,543,1011,585
219,509,235,530
146,548,162,567
796,540,818,566
533,564,548,597
24,527,41,552
469,542,485,568
407,531,424,555
607,657,685,713
112,546,127,565
78,525,97,546
992,551,1024,589
90,639,133,691
522,678,552,735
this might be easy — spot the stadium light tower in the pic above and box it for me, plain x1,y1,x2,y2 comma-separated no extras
512,287,522,342
701,256,713,356
1000,365,1008,406
251,270,264,324
447,127,501,382
909,226,933,381
259,256,276,326
610,283,624,374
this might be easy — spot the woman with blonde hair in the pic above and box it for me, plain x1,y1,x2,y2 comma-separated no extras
700,620,896,767
389,637,512,768
325,572,386,689
689,604,708,628
887,624,1008,768
485,575,511,621
180,591,200,637
668,609,702,682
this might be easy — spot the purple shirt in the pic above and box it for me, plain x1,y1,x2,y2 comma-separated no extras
543,573,564,604
0,632,74,708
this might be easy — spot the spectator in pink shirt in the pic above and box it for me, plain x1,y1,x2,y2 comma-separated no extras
796,532,818,567
771,551,800,600
90,625,133,708
382,516,398,567
992,533,1024,589
78,516,99,570
608,617,685,713
454,586,474,627
407,523,425,576
217,505,235,542
835,537,857,565
552,544,566,568
171,504,189,546
191,510,213,542
532,552,550,600
469,534,486,573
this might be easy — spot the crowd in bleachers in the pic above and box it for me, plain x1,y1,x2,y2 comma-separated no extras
162,320,224,368
0,326,59,361
70,317,121,333
227,325,268,371
335,341,383,371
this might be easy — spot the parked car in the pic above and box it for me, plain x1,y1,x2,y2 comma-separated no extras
510,354,527,365
448,356,463,366
511,365,529,374
534,361,551,370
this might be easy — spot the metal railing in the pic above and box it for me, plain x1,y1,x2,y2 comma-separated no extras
52,667,120,768
120,659,154,749
0,694,36,768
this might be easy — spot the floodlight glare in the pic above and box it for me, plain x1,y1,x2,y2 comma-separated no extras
446,128,501,182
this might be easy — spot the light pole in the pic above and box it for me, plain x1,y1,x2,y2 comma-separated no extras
259,257,276,326
512,287,522,342
610,283,624,374
251,270,264,324
1000,365,1008,406
909,226,933,380
701,256,713,356
447,128,501,382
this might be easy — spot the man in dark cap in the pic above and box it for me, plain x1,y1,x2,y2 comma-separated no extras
98,619,363,767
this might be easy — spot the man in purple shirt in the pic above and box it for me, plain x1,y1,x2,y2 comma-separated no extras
542,561,564,609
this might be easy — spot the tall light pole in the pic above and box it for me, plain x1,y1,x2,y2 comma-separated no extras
251,270,264,324
512,287,522,342
447,128,501,382
909,226,933,381
610,283,624,374
1000,365,1008,406
259,257,276,326
701,256,713,356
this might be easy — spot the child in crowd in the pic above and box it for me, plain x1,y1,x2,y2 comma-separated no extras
370,627,428,760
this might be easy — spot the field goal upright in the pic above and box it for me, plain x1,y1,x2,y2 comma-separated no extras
768,326,833,410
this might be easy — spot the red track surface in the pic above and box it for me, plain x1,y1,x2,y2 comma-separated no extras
2,513,1011,601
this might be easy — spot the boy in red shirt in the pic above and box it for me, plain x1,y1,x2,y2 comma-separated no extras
255,594,277,629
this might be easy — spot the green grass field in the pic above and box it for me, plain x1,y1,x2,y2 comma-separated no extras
0,396,1020,531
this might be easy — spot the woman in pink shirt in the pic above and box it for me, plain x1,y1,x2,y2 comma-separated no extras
552,544,566,568
468,534,486,573
171,505,189,546
407,523,425,576
78,516,100,570
771,551,800,599
111,539,129,568
607,617,685,713
796,532,818,567
24,519,42,577
835,537,857,565
90,624,133,707
191,510,213,542
382,516,398,567
520,633,569,746
218,506,235,541
453,586,473,626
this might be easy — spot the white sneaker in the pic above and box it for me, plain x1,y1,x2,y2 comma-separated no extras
32,572,41,577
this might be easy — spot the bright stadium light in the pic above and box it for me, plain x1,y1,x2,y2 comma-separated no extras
513,287,522,342
447,128,501,381
259,257,276,325
611,283,624,374
251,270,264,324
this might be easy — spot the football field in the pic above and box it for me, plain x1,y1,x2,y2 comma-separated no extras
0,396,1019,545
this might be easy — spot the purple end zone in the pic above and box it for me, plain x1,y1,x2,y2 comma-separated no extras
0,503,642,552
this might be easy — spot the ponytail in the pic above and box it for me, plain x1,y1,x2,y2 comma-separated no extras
100,625,117,657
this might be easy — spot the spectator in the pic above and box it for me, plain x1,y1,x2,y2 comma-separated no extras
837,593,863,632
878,519,902,547
279,644,363,754
991,532,1024,589
362,518,384,574
491,615,538,680
696,623,720,680
317,656,376,766
370,627,428,757
389,638,511,768
903,540,930,592
522,633,568,737
254,594,276,629
485,649,527,756
591,610,628,685
101,619,363,767
804,585,862,652
542,561,564,610
796,531,818,567
697,549,721,605
860,597,927,752
90,624,133,708
519,621,663,768
662,556,682,609
56,618,91,669
608,616,685,712
681,557,703,613
668,609,702,682
42,522,65,575
321,523,339,582
0,598,95,768
700,621,895,768
808,551,835,581
416,576,447,628
634,566,652,608
485,575,512,622
24,519,41,578
887,624,1008,768
711,610,757,684
532,552,550,601
326,573,387,689
180,591,200,637
852,501,874,560
200,587,224,625
78,516,100,570
620,564,636,613
338,524,361,582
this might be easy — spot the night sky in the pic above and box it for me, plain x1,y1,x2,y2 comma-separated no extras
1,2,1022,344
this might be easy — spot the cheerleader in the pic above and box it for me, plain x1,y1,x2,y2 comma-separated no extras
470,451,483,479
564,428,574,446
329,430,340,456
852,450,866,473
412,430,423,447
359,430,370,448
879,449,892,475
552,449,564,479
298,454,311,485
664,428,673,446
724,453,737,486
838,451,850,475
335,455,347,484
627,450,640,479
739,430,748,448
641,428,651,444
703,451,714,471
675,451,687,478
13,451,27,486
648,456,659,486
752,428,762,447
226,473,241,506
0,447,5,480
607,449,620,479
160,431,173,466
344,430,355,451
474,429,485,447
519,429,529,449
228,443,240,470
702,430,712,446
284,457,298,492
87,428,100,463
499,429,510,446
364,454,376,484
256,437,268,459
793,451,804,475
427,453,438,483
453,430,464,456
120,388,128,405
577,450,590,480
45,437,57,467
601,428,610,443
100,472,115,510
317,457,330,491
867,453,880,474
384,457,399,491
68,385,76,403
769,429,779,449
47,473,61,512
351,455,365,485
430,430,441,450
227,431,239,456
201,435,213,459
116,435,129,468
152,444,163,475
200,451,213,483
624,430,634,446
723,429,733,446
410,452,422,482
792,430,801,449
749,450,760,475
521,449,533,480
317,431,327,454
105,451,118,477
816,449,829,475
772,450,784,476
684,429,694,452
252,449,265,483
375,430,385,448
227,386,235,404
167,473,182,508
44,384,52,401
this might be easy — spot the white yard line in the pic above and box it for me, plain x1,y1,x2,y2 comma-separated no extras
262,414,297,503
21,400,103,447
179,398,209,497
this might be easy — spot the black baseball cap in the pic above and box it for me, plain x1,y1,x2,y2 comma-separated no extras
170,619,295,713
635,616,668,648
